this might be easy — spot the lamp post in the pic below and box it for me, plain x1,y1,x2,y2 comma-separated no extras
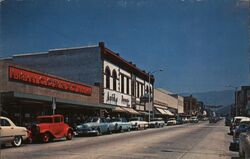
226,85,239,116
148,69,163,122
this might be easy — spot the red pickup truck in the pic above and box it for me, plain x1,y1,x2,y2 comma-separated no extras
29,114,74,143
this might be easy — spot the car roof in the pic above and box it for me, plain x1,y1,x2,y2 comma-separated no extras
37,114,63,118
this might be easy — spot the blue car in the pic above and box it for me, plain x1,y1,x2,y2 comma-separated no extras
76,117,114,136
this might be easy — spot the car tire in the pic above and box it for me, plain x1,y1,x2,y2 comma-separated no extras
11,136,22,147
42,132,51,143
66,130,73,140
127,127,131,132
96,128,102,136
119,126,124,133
107,128,112,134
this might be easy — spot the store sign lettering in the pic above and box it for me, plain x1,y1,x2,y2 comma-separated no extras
9,66,92,95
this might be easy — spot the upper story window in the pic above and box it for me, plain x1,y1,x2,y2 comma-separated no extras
146,85,149,94
112,70,117,91
105,66,111,89
121,74,124,93
126,77,130,95
137,82,140,98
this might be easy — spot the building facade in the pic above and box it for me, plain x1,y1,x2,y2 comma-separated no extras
10,42,154,116
0,59,107,126
236,86,250,116
184,95,198,116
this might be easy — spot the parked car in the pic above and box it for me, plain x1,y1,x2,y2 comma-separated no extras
239,130,250,158
129,117,148,130
166,118,177,126
190,116,199,123
0,116,29,147
29,114,74,143
229,116,250,135
148,118,165,128
110,117,132,132
76,117,114,136
229,121,250,151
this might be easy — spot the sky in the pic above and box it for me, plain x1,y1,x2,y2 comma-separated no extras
0,0,249,93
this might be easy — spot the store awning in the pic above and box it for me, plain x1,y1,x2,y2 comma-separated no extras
164,109,174,116
123,107,140,115
1,91,115,110
156,108,167,115
112,106,128,113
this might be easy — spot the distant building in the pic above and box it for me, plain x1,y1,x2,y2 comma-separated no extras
184,95,198,116
153,88,184,117
236,86,250,116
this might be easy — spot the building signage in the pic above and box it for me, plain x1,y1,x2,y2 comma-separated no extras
121,95,130,106
106,92,117,103
9,66,92,95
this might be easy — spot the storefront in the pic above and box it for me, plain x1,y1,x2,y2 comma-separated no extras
0,60,114,126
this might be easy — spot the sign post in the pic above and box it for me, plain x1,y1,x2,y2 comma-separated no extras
52,97,56,115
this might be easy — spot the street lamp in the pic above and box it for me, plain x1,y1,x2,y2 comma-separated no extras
148,69,163,122
226,85,239,116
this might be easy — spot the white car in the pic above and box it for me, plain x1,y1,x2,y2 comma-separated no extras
129,117,148,130
166,118,177,126
0,116,29,147
148,118,165,128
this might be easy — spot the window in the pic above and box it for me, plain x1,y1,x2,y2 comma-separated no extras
131,80,135,96
146,86,149,94
141,84,143,97
112,70,117,91
121,74,124,93
0,119,11,126
126,77,130,95
54,117,61,123
105,66,111,89
137,82,140,98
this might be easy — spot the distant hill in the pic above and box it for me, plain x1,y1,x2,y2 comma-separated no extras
180,90,235,106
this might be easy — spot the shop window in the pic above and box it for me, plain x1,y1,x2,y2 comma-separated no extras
105,66,111,89
0,119,11,126
112,70,117,91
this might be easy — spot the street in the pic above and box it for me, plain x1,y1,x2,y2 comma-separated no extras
0,120,239,159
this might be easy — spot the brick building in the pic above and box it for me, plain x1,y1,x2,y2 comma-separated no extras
7,42,154,118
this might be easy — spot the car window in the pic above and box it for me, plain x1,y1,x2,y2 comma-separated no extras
0,119,11,126
37,117,53,123
54,117,61,123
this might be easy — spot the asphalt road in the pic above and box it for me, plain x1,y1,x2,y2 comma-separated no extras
0,120,239,159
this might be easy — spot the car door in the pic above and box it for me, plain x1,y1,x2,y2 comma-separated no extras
52,116,64,137
0,118,14,143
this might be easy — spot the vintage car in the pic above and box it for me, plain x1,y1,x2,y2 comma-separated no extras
129,117,148,130
239,130,250,158
29,114,74,143
0,116,29,147
110,117,132,132
190,116,199,123
76,117,115,136
148,118,165,128
229,121,250,151
166,118,177,126
229,116,250,135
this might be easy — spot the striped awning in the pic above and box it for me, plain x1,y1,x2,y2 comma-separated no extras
123,107,140,115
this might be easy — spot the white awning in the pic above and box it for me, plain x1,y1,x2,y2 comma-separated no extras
123,107,140,115
164,109,174,116
156,108,168,115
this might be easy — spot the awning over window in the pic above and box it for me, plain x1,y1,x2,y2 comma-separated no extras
112,106,128,113
164,109,174,116
155,107,174,116
123,107,140,115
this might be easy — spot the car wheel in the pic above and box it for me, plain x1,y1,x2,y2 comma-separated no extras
42,133,51,143
127,127,131,132
12,136,22,147
107,128,112,134
96,128,102,136
66,131,73,140
119,126,124,133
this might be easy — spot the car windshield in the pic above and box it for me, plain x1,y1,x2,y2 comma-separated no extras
129,118,139,121
37,117,53,123
111,118,121,122
85,117,99,123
